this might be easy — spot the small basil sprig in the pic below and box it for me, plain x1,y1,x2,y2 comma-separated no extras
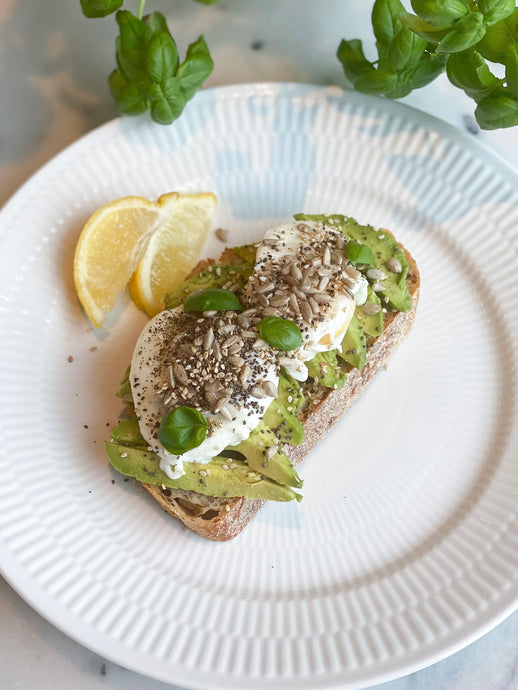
346,240,376,265
80,0,216,125
339,0,518,129
158,405,209,455
183,288,244,312
258,317,302,351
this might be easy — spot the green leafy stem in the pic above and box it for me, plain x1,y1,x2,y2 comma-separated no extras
338,0,518,129
82,0,518,130
80,0,217,124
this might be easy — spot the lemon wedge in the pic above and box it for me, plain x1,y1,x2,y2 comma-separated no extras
129,193,217,317
73,192,180,328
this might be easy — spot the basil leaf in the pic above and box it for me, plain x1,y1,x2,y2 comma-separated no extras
475,90,518,128
80,0,122,18
353,69,399,95
476,9,518,63
410,0,469,28
337,39,375,83
346,240,376,265
143,11,171,35
146,29,179,84
478,0,516,26
446,50,502,100
258,317,302,352
401,53,447,90
158,406,209,455
162,77,188,120
388,28,426,71
505,44,518,99
372,0,405,49
183,288,244,312
109,70,148,115
115,10,151,84
177,36,214,101
436,12,487,54
399,10,451,42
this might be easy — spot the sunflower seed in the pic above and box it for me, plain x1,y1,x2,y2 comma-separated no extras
215,228,229,242
345,266,361,280
317,267,332,277
263,306,281,317
173,362,189,385
202,310,217,318
323,246,331,266
335,235,345,249
241,308,256,318
213,341,222,361
265,444,278,461
289,293,300,313
308,296,319,313
291,286,308,301
250,386,268,399
367,268,387,281
257,293,269,307
290,264,303,281
311,256,322,267
278,356,295,367
270,294,290,307
240,330,256,339
240,365,251,385
203,328,214,350
222,335,240,349
168,365,175,388
219,405,233,421
318,276,329,291
300,301,313,322
228,341,242,355
253,338,268,350
331,251,343,265
363,303,381,315
257,281,275,294
313,293,332,304
193,336,203,347
229,355,244,368
262,380,278,397
372,282,385,292
214,394,231,412
297,223,309,232
386,257,402,273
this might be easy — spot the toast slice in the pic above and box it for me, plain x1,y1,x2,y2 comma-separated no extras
140,233,420,541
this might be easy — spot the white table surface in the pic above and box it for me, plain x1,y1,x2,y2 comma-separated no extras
1,2,518,689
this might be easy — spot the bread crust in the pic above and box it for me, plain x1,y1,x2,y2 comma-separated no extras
142,234,420,541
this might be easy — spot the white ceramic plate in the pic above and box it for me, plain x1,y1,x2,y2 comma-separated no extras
1,83,518,690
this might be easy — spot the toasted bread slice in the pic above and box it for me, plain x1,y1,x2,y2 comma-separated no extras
141,233,420,541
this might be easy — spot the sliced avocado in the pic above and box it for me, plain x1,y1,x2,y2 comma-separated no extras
338,315,367,369
110,417,147,447
164,262,253,309
305,350,346,388
106,442,301,502
263,373,305,445
294,213,412,312
232,243,257,265
356,288,384,338
229,421,303,488
116,366,133,404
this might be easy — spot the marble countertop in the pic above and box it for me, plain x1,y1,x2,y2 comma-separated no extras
1,2,518,689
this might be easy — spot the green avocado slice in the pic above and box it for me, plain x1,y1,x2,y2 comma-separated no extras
294,213,412,312
228,421,303,488
106,442,301,502
164,262,253,309
305,350,347,388
339,315,367,370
